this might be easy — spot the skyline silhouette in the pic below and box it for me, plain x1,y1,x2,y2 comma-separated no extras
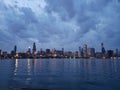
0,42,119,59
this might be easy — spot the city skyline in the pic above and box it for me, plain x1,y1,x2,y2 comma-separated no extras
0,42,119,53
0,42,119,59
0,0,120,52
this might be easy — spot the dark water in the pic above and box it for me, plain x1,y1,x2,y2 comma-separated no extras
0,59,120,90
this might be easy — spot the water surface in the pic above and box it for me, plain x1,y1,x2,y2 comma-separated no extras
0,59,120,90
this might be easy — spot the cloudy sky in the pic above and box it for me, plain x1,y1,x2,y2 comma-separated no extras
0,0,120,52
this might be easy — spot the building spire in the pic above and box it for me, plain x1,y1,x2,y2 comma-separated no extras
101,42,106,54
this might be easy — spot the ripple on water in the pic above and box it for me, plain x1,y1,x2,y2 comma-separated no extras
0,59,120,90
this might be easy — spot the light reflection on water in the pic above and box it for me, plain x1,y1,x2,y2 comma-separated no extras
0,59,120,90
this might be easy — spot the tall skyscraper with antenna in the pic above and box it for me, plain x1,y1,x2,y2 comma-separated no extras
101,43,106,54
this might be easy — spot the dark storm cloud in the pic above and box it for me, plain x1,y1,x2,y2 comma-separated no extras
0,1,39,51
45,0,120,50
0,0,120,52
45,0,75,21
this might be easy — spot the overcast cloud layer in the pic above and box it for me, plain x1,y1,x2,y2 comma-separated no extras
0,0,120,52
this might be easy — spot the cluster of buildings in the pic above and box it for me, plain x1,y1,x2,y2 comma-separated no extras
0,42,120,59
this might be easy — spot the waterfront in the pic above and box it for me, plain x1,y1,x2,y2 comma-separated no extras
0,59,120,90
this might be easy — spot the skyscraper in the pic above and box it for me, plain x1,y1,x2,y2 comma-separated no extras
101,43,106,54
14,45,17,55
40,48,43,54
83,44,88,57
28,47,31,54
115,48,119,57
0,49,2,57
107,50,113,58
78,47,82,57
88,48,95,57
32,42,36,55
62,48,64,55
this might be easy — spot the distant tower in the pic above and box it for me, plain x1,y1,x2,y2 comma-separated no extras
0,49,2,56
62,48,64,55
53,48,56,54
32,42,36,55
83,44,88,57
78,47,82,57
88,48,95,57
27,47,31,58
115,48,119,57
79,47,81,52
101,43,106,54
28,47,31,54
14,45,17,55
40,48,42,54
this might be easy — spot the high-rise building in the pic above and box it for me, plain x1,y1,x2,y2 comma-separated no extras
115,48,119,57
79,47,81,52
2,51,7,58
28,47,31,54
88,48,95,57
83,44,88,57
32,42,36,55
0,49,1,55
101,43,106,54
52,48,56,54
40,48,42,54
46,49,51,57
107,50,113,58
78,47,82,57
62,48,64,55
0,49,2,58
14,45,17,55
26,47,31,58
46,49,51,54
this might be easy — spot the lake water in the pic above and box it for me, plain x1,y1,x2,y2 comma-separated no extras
0,59,120,90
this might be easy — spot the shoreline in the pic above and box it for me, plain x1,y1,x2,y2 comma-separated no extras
0,57,119,60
